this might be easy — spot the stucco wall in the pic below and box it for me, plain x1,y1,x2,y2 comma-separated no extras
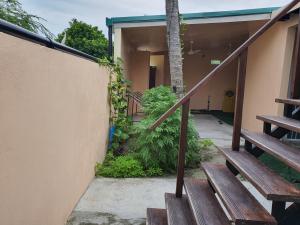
184,49,238,110
0,32,110,225
129,51,150,92
242,16,298,131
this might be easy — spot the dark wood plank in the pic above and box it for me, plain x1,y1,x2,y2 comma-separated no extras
149,0,300,130
257,115,300,133
176,100,190,197
275,98,300,106
165,193,197,225
219,147,300,202
147,208,168,225
184,179,231,225
202,163,277,225
232,50,248,150
241,129,300,172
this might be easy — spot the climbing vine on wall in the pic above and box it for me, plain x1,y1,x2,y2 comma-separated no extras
99,58,131,152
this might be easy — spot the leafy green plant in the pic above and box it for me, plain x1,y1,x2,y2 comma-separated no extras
199,139,214,149
129,86,202,172
99,58,131,152
95,154,163,178
145,167,163,177
56,19,108,58
95,155,145,178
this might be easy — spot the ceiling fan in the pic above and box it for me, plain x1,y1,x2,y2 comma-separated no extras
188,40,202,55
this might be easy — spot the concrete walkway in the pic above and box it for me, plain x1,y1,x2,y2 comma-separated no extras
67,114,269,225
193,114,233,147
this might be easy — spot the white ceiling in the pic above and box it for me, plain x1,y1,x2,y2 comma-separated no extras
123,20,266,53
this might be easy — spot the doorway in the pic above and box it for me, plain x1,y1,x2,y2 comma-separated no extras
149,66,157,89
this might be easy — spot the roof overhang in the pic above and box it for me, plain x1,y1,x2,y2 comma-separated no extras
106,7,280,29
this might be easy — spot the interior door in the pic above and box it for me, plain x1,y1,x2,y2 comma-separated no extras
149,66,157,89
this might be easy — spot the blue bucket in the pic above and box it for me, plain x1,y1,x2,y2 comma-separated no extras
108,125,116,148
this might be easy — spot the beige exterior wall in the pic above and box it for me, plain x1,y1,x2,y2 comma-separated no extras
114,28,122,62
128,51,150,92
0,33,110,225
114,28,133,80
242,16,298,131
184,49,238,110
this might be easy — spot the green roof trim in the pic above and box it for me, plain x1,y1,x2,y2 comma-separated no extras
106,7,279,26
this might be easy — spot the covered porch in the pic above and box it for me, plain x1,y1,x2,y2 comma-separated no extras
110,9,274,112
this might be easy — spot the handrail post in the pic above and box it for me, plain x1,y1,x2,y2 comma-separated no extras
232,49,248,151
175,99,190,198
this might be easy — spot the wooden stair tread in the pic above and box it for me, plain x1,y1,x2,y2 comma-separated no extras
202,163,277,225
165,193,197,225
242,129,300,172
219,147,300,202
275,98,300,106
256,115,300,133
184,179,231,225
147,208,168,225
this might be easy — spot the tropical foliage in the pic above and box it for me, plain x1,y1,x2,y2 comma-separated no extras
95,152,163,178
96,86,212,177
99,58,131,153
0,0,53,38
56,19,108,58
129,86,202,172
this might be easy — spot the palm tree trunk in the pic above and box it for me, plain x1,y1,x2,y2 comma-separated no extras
166,0,184,98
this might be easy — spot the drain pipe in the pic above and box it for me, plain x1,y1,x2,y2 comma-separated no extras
108,25,113,61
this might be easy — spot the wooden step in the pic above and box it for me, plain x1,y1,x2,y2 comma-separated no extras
219,147,300,202
184,179,231,225
147,208,168,225
202,163,277,225
242,129,300,172
275,98,300,106
256,115,300,133
165,193,197,225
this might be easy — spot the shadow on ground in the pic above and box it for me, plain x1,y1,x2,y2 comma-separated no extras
67,211,145,225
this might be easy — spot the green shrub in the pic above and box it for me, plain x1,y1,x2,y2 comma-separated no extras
96,155,145,178
129,86,202,173
145,167,164,177
199,139,214,149
95,153,163,178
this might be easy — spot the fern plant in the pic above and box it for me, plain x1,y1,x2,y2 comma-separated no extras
129,86,201,172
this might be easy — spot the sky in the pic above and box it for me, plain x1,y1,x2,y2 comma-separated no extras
19,0,291,37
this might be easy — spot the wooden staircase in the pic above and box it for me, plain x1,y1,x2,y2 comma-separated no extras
145,1,300,224
147,99,300,224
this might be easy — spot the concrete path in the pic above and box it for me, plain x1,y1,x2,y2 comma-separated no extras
67,114,269,225
193,114,233,147
68,178,176,225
